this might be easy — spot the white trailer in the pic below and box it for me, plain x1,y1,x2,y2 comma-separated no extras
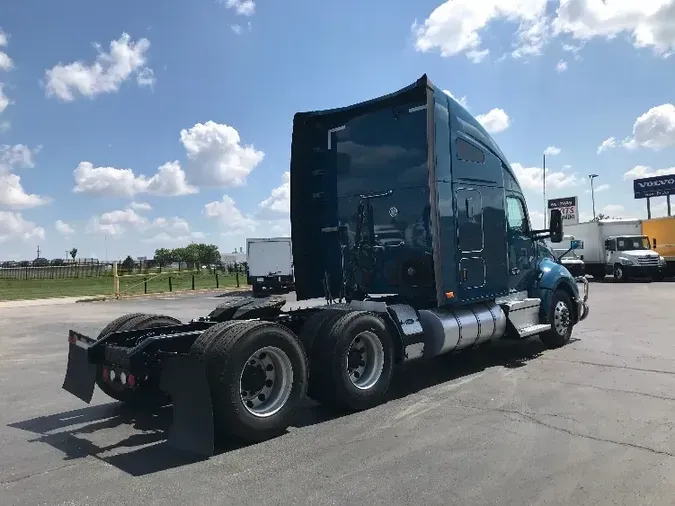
246,237,295,295
564,219,665,281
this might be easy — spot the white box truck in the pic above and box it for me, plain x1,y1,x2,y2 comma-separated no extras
564,219,665,281
246,237,295,296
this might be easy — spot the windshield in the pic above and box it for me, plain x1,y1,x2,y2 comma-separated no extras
616,236,650,251
332,104,428,199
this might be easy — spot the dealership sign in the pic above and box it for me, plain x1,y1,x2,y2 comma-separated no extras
633,174,675,199
548,196,578,225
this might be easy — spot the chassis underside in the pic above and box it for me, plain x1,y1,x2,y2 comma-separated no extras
62,285,588,457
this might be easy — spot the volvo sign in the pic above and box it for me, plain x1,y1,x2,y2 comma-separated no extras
633,174,675,199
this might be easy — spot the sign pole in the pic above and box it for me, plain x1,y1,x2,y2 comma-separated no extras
542,154,547,228
647,197,651,219
668,195,672,217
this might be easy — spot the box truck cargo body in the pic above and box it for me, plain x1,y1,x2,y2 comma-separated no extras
246,237,294,295
564,219,665,281
642,216,675,277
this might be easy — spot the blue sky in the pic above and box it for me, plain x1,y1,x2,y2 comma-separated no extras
1,0,675,261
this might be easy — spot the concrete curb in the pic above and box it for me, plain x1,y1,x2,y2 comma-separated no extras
75,286,249,303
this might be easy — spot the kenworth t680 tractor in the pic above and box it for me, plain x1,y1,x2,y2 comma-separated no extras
62,75,590,457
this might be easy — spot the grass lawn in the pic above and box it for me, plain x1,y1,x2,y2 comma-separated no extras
0,271,244,301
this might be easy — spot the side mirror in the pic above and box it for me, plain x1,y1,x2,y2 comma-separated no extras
549,209,563,243
570,239,583,250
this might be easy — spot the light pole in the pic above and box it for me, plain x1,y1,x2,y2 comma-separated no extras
543,153,547,228
589,174,599,220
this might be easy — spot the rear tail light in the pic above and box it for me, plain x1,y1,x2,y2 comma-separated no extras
102,368,109,381
127,374,136,387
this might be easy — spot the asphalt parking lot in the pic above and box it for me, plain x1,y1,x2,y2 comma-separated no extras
1,281,674,506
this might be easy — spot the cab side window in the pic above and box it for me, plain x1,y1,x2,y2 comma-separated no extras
506,196,529,235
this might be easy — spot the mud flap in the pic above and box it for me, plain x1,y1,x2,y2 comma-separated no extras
160,354,215,458
62,339,97,403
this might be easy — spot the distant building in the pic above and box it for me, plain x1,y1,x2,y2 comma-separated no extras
221,253,246,266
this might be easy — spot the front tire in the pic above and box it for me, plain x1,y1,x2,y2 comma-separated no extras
539,290,574,349
310,311,395,412
613,264,626,282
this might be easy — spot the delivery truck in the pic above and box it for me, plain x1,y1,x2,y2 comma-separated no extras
564,219,665,281
246,237,295,295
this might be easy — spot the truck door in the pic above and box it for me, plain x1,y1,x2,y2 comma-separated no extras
505,194,535,292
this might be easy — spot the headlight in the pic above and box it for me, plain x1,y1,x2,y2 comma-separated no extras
659,256,666,265
621,257,635,265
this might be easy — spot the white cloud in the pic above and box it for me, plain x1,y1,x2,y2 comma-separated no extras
259,171,290,214
130,201,152,211
0,144,50,209
511,162,580,191
86,208,201,241
224,0,256,16
0,29,14,71
44,33,154,101
585,183,610,193
87,208,146,235
544,145,561,156
624,165,675,180
412,1,675,65
597,136,617,153
556,59,568,72
72,160,197,198
55,220,75,235
0,83,9,115
553,0,675,57
621,104,675,151
179,121,264,187
411,0,549,62
476,108,511,133
231,23,252,35
0,212,45,243
442,89,469,109
204,195,258,235
601,204,626,217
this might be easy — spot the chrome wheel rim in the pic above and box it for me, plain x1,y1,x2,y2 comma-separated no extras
553,300,571,336
239,346,293,418
345,331,384,390
615,266,623,280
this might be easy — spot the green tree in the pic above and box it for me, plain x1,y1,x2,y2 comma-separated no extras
171,247,186,270
122,255,135,272
154,248,173,267
69,248,78,260
197,243,220,268
184,243,200,270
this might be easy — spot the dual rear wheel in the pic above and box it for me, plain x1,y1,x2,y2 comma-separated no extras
93,308,397,443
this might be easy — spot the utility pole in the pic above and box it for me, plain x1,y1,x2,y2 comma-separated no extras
543,153,547,228
589,174,599,220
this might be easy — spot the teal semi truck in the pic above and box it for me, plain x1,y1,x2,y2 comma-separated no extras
61,75,590,456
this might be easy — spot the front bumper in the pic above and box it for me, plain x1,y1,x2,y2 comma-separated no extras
623,264,663,278
575,276,590,322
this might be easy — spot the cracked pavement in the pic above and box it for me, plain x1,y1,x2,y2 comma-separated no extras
1,282,675,505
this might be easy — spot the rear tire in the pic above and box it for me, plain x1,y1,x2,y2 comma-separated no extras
539,290,574,349
201,321,308,442
310,311,395,412
95,313,181,406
